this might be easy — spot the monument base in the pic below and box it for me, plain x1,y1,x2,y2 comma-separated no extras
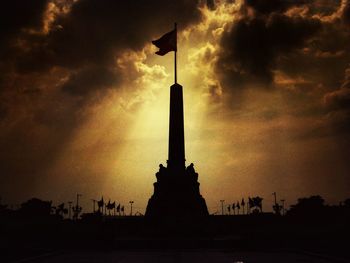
145,163,209,218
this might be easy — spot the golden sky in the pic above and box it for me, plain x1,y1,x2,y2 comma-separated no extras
0,0,350,213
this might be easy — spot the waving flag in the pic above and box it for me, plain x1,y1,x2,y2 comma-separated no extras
152,28,177,56
152,23,179,83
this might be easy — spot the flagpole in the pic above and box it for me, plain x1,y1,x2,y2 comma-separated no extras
174,22,177,84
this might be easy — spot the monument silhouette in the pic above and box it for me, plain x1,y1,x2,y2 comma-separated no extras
146,24,208,218
145,82,209,218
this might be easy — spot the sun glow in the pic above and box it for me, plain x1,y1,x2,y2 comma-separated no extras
31,0,348,214
50,1,248,212
90,2,244,212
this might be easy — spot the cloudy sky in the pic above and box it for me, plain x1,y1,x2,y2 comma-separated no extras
1,0,349,213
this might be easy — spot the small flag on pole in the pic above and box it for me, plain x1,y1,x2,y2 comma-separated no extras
152,28,177,56
152,23,178,83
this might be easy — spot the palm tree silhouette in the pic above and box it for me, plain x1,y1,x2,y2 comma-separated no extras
241,198,246,214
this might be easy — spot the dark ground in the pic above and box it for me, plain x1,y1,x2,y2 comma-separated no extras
1,213,349,262
3,248,348,263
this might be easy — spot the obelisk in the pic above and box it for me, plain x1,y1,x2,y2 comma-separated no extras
146,23,208,218
167,83,185,172
145,82,209,218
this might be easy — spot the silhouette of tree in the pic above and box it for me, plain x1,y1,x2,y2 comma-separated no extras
249,196,263,213
0,202,9,217
272,204,283,215
241,198,245,214
20,198,52,217
232,203,235,215
97,197,104,213
72,205,82,220
287,195,325,217
55,203,68,218
248,197,253,214
293,195,324,208
116,203,121,215
272,192,282,215
0,203,8,212
106,200,116,216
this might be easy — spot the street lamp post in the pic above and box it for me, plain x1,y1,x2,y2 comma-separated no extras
76,194,82,207
281,199,285,216
129,201,134,216
91,199,97,213
68,201,72,219
220,200,225,215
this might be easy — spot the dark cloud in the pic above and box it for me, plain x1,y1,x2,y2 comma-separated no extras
245,0,306,15
215,0,350,95
206,0,216,10
0,0,204,200
0,0,204,118
217,12,321,88
324,68,350,111
3,0,204,96
0,0,48,58
245,0,341,18
300,68,350,139
276,21,350,92
1,0,350,205
307,0,342,16
343,0,350,24
325,109,350,135
15,0,202,72
214,0,350,143
324,88,350,111
61,65,120,96
1,0,204,105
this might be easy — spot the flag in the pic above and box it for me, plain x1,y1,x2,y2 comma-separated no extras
107,200,115,210
152,29,177,56
248,197,254,208
253,197,263,209
97,197,104,208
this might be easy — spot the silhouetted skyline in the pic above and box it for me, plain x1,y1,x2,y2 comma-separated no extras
1,2,350,262
0,0,350,215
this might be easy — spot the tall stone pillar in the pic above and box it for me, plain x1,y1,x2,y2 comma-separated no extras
145,83,208,218
168,83,185,172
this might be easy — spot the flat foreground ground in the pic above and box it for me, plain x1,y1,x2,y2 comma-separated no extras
7,249,349,263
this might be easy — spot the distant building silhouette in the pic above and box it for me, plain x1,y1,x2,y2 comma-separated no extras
145,83,208,218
